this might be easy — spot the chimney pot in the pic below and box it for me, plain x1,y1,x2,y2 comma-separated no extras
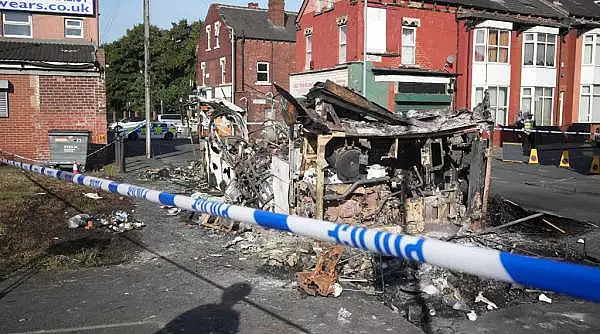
247,2,259,9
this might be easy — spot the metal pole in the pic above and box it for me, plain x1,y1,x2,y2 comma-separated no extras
144,0,151,159
362,0,367,98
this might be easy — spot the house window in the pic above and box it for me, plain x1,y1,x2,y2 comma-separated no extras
3,12,32,38
64,19,83,38
315,0,322,14
523,33,556,67
339,25,347,64
402,27,416,65
582,34,600,65
580,85,600,122
0,91,7,118
206,25,212,50
219,57,226,84
306,34,312,70
522,87,553,126
200,62,206,86
326,0,334,10
474,29,509,63
257,62,269,83
214,22,220,49
476,86,508,125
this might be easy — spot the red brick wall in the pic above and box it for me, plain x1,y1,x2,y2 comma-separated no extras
197,5,233,87
234,38,296,124
509,31,522,125
295,0,361,71
0,73,107,161
296,1,458,72
455,21,470,110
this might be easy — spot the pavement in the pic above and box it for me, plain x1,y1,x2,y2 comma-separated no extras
1,139,600,333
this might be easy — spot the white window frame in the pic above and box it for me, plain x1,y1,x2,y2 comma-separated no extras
473,28,510,63
0,91,8,118
219,57,226,84
582,34,600,66
3,12,32,38
326,0,334,11
64,18,83,38
206,25,212,51
523,32,556,68
200,62,206,86
256,62,270,84
315,0,322,14
579,85,600,123
214,21,220,49
401,27,416,65
306,34,312,70
339,25,347,64
521,87,554,126
475,86,509,125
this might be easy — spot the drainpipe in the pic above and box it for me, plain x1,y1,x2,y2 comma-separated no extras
363,0,368,98
231,27,235,103
557,32,564,126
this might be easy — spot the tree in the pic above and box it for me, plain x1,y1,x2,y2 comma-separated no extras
104,20,201,119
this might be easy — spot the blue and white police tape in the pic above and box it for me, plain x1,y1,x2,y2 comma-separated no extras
497,127,592,135
2,156,600,302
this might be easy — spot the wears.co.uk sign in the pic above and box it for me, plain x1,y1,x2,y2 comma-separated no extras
0,0,95,16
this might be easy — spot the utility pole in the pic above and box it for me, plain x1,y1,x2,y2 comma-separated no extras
144,0,151,159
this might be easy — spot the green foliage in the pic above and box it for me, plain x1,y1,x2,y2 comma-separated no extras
103,20,201,117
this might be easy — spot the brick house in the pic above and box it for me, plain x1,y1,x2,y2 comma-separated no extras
0,0,106,163
292,0,600,130
196,0,296,127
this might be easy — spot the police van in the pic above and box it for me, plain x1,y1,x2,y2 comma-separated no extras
128,122,177,140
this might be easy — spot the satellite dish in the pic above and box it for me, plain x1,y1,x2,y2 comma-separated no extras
446,55,456,64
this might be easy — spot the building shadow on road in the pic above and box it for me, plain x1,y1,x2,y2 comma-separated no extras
157,282,251,334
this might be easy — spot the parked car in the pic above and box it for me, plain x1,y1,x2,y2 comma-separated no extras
158,114,184,133
108,118,146,132
128,122,177,141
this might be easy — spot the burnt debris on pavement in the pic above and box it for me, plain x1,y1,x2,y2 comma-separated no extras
132,82,598,328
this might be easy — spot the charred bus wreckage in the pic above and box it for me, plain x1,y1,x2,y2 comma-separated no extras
202,80,494,236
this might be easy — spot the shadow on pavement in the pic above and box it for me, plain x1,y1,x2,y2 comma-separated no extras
158,282,251,334
123,236,311,333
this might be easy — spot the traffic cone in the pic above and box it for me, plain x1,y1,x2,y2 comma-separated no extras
590,156,600,175
72,161,79,174
528,148,539,164
559,150,570,168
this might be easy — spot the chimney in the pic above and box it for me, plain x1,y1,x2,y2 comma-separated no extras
247,2,259,8
268,0,285,26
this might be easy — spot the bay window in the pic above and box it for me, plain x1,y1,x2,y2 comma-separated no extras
523,33,556,67
580,85,600,123
474,29,510,63
521,87,553,126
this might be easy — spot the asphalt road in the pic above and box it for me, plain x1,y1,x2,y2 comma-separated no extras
2,140,600,333
491,157,600,225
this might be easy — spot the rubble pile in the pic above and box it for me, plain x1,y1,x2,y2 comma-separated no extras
67,210,145,233
138,160,208,192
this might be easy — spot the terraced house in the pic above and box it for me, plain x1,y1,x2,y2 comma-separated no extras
0,0,106,162
196,0,296,128
292,0,600,132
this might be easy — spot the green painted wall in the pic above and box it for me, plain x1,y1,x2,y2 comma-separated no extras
347,62,390,109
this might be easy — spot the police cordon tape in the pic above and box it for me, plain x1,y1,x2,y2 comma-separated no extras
2,156,600,302
497,127,592,135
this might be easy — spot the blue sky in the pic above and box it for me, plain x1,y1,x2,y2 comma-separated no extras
99,0,303,44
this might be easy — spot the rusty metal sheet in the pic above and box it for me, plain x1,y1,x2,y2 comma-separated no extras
297,245,344,297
